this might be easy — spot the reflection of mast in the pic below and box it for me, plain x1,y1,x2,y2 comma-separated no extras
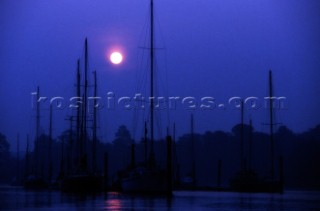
149,0,155,163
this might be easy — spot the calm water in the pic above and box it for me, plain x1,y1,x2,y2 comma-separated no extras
0,186,319,210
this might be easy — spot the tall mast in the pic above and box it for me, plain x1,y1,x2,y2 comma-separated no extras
84,38,88,154
67,116,73,175
60,136,65,179
76,59,81,157
34,86,40,176
144,121,148,163
249,118,253,170
92,70,97,173
150,0,155,160
16,133,20,182
269,70,275,179
240,100,244,171
48,104,53,182
191,114,196,186
173,122,176,143
25,134,29,179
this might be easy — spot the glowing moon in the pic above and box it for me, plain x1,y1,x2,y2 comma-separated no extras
110,52,123,64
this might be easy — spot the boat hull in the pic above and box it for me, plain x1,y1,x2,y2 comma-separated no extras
61,175,104,193
230,175,283,193
121,170,168,194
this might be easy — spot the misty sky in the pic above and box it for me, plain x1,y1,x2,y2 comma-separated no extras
1,0,320,150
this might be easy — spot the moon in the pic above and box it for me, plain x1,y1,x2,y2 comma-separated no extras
110,52,123,64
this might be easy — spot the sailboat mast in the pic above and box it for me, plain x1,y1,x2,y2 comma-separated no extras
67,116,73,175
35,86,40,176
191,114,196,186
173,122,176,143
25,134,29,179
16,133,20,182
84,38,88,153
240,100,244,171
48,104,53,182
76,59,81,156
92,70,97,173
249,118,253,170
144,121,148,163
269,70,275,179
150,0,155,156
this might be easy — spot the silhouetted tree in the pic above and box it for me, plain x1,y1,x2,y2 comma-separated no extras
0,133,11,181
113,125,132,146
0,133,10,158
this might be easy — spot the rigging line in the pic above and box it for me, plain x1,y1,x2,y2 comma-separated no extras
137,10,150,50
155,110,163,140
154,8,167,50
132,94,145,140
164,59,171,128
138,119,145,142
136,31,149,90
132,57,148,140
136,50,144,84
142,59,150,91
135,63,143,93
136,44,149,93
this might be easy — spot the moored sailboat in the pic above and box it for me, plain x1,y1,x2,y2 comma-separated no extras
229,70,284,193
120,0,173,195
60,39,103,193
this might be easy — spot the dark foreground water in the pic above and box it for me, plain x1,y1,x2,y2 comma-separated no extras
0,186,319,210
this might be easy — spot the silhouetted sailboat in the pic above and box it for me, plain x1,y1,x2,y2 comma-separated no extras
175,114,197,190
230,70,283,193
120,0,172,195
60,39,103,192
24,86,48,190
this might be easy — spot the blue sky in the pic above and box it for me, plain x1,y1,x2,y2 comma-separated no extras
1,0,319,149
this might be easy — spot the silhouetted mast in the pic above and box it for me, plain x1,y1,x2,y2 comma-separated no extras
92,70,97,173
76,59,81,158
240,100,244,171
249,118,253,170
144,121,148,163
59,136,65,179
34,86,40,176
191,114,196,186
84,38,88,155
269,70,275,179
173,122,179,183
48,104,53,182
16,133,20,182
149,0,155,162
25,134,29,179
173,122,176,143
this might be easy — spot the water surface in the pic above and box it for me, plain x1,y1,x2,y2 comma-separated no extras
0,186,319,210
